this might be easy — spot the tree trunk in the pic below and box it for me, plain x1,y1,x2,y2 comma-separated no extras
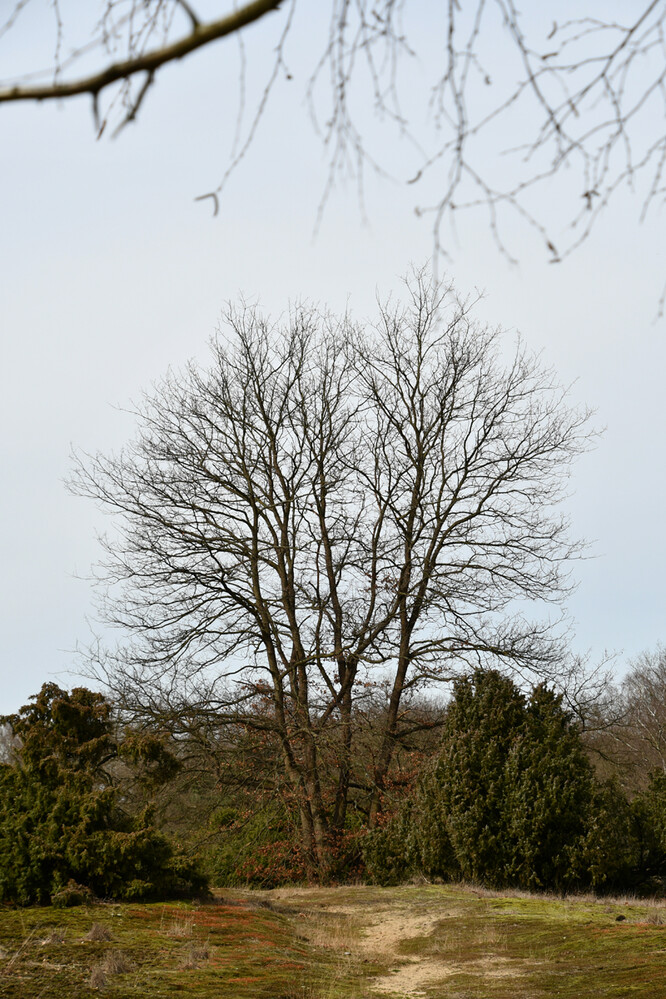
368,649,411,825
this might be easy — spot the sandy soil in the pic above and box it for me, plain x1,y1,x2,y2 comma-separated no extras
333,902,483,995
351,906,452,995
270,888,514,996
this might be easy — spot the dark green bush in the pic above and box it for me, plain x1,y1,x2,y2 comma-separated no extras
362,804,419,886
50,880,97,908
199,800,310,887
629,771,666,890
0,684,207,905
580,778,638,891
365,670,624,891
498,683,598,890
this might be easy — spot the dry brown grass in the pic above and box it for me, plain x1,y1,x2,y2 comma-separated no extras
40,928,65,945
84,922,113,942
425,919,509,960
89,964,107,989
100,948,135,974
286,908,376,999
163,915,195,938
295,911,358,953
179,942,210,969
88,948,135,989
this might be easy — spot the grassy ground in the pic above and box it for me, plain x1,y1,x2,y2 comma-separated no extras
1,885,665,997
270,884,666,998
0,894,384,999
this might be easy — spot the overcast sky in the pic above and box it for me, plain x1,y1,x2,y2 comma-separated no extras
1,2,664,715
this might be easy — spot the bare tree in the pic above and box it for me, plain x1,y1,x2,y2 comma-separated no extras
2,3,665,268
70,274,592,876
576,644,666,791
621,646,666,772
607,645,666,785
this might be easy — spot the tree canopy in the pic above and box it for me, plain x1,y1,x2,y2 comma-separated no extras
69,274,592,877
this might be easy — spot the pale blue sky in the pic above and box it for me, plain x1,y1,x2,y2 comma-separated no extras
1,2,664,713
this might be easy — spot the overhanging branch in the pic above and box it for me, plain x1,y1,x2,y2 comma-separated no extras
0,0,285,105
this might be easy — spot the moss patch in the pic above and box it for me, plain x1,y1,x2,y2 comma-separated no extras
358,887,666,997
0,896,377,998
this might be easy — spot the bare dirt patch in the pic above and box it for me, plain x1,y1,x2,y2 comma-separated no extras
347,905,444,995
270,887,478,995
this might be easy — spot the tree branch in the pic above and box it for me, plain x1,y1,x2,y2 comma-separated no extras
0,0,285,105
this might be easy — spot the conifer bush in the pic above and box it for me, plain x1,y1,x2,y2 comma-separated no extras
365,670,616,891
0,684,207,905
629,772,666,889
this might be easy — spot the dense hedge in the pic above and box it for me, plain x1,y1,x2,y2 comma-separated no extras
9,676,666,898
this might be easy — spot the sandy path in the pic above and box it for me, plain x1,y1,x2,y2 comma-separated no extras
269,888,453,993
353,905,518,995
347,905,453,995
269,890,517,996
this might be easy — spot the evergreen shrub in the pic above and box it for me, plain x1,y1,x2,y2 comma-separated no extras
0,684,207,905
365,670,622,891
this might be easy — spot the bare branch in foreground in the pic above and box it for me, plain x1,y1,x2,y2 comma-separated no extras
0,0,284,106
2,2,666,279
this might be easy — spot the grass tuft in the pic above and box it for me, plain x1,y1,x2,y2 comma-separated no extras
84,922,113,942
89,964,107,989
180,942,210,968
100,948,135,974
40,928,66,946
164,915,195,937
89,948,135,991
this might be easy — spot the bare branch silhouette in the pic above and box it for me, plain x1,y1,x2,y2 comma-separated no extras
2,3,665,271
0,1,284,104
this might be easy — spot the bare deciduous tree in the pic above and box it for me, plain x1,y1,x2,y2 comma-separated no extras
2,3,665,269
70,274,592,876
621,645,666,774
577,644,666,791
602,645,666,785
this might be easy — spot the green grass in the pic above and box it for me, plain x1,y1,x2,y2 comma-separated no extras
0,895,381,998
357,885,666,998
413,892,666,997
1,886,665,997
